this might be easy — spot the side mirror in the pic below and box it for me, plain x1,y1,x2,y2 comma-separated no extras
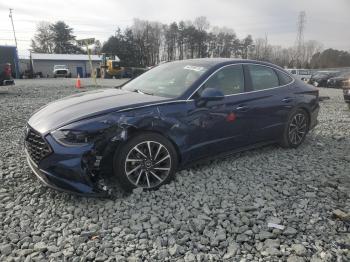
199,88,224,101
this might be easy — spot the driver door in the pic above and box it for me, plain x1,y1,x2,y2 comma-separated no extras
184,64,252,161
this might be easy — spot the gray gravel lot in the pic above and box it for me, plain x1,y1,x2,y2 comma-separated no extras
0,79,349,261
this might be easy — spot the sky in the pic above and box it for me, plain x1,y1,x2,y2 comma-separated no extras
1,0,349,57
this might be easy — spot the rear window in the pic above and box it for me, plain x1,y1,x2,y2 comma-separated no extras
277,71,294,85
247,65,279,91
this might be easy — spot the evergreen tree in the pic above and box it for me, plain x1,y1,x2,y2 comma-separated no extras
31,21,84,54
50,21,83,54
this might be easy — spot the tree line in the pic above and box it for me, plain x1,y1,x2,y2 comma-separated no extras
103,17,253,67
31,17,350,69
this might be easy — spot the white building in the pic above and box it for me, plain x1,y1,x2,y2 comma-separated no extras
31,53,103,78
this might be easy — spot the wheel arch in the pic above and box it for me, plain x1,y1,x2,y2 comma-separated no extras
124,127,182,165
295,106,311,128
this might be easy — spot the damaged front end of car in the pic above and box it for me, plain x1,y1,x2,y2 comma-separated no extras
25,117,128,196
25,107,170,197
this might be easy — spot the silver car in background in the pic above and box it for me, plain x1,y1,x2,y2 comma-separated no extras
286,68,312,82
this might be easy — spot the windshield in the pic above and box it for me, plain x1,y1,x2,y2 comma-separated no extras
112,61,121,69
122,61,209,98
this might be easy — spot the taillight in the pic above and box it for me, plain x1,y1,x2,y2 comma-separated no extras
4,64,12,76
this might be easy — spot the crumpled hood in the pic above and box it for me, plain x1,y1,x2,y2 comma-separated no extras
28,88,168,134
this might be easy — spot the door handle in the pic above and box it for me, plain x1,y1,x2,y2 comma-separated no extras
282,97,293,103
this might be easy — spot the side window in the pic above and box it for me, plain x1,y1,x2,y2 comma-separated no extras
200,65,244,95
291,70,297,75
247,65,279,91
277,70,294,85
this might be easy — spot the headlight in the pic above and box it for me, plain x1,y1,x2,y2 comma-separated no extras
51,130,91,146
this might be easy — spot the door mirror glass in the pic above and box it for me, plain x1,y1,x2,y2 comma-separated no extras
199,87,224,101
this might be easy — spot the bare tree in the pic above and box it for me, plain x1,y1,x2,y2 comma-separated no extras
194,16,210,32
252,35,270,60
31,22,54,53
131,19,163,66
303,40,323,66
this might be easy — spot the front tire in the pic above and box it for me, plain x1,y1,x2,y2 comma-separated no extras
280,109,309,148
114,133,178,192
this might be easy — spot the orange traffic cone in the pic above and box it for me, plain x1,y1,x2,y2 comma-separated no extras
75,74,82,89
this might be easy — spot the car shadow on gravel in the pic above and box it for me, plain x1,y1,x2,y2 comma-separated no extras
185,143,281,171
0,90,15,96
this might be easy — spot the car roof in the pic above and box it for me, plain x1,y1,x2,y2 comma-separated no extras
172,58,291,100
168,58,285,71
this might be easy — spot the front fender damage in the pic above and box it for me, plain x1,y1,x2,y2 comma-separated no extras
79,107,164,195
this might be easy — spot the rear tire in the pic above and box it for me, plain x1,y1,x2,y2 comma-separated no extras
113,133,178,192
280,109,309,148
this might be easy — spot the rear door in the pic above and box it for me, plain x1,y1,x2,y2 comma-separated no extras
242,64,295,143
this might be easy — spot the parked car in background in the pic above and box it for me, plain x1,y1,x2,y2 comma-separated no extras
53,65,71,78
0,63,15,86
309,71,339,87
286,68,312,82
327,72,350,88
25,58,319,196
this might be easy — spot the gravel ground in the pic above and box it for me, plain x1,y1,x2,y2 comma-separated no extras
0,79,349,262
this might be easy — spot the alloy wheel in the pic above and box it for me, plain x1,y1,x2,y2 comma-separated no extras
288,113,307,145
124,140,171,188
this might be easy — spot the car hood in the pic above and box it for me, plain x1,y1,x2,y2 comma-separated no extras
28,88,169,134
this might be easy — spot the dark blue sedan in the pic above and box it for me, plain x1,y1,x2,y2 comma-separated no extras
25,59,319,196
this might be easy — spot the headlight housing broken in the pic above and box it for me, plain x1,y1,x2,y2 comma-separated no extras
51,130,92,146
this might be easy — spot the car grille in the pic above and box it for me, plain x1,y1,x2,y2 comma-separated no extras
25,127,52,165
55,70,67,74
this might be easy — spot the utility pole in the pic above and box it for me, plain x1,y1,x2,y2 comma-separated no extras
9,8,18,49
9,8,19,78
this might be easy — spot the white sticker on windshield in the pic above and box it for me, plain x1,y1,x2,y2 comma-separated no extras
184,65,204,72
